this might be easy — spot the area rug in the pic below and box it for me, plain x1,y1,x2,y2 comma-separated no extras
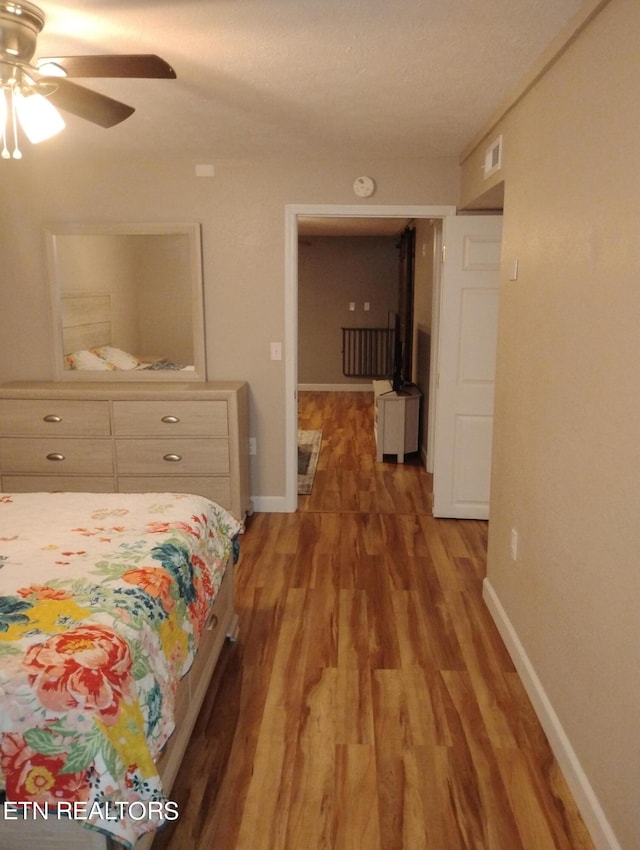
298,429,322,494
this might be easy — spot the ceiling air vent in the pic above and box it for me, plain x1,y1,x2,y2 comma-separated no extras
484,134,503,179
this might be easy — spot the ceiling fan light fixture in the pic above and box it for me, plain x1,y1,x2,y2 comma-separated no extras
0,1,45,62
35,59,66,77
1,2,176,156
14,87,64,143
1,84,20,157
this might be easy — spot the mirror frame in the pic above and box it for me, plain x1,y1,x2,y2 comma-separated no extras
45,222,207,382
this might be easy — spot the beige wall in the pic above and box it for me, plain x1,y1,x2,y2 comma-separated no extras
134,235,194,364
0,157,459,499
298,235,399,385
460,1,638,848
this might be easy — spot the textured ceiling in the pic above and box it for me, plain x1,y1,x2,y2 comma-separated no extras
19,0,586,159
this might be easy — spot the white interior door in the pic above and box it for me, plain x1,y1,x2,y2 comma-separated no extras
432,215,503,519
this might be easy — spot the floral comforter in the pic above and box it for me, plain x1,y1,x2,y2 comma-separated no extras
0,491,241,848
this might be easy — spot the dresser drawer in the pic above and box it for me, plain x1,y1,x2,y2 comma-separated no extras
0,400,111,436
0,438,113,474
118,476,231,508
115,439,229,475
2,475,116,493
112,401,228,437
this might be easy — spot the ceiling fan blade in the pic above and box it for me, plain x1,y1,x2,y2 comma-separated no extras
40,77,135,128
38,54,176,79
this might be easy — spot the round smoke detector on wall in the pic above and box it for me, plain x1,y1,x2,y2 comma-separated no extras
353,176,376,198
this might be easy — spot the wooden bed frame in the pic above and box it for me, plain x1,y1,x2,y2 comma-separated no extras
2,561,238,850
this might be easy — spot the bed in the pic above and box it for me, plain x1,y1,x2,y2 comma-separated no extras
61,293,194,373
64,346,194,373
0,491,241,849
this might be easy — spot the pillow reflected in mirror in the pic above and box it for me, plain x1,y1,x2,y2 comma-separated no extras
91,346,140,370
65,349,116,371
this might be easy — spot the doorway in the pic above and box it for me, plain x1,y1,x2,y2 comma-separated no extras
284,204,456,512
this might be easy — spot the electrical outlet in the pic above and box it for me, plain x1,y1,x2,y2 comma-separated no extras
248,437,256,455
510,528,518,561
270,342,282,360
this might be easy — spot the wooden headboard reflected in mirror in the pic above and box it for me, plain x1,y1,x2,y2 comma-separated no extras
45,223,206,381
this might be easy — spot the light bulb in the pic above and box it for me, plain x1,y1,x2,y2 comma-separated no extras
15,90,65,144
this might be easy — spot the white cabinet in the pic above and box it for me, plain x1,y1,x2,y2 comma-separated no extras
373,380,421,463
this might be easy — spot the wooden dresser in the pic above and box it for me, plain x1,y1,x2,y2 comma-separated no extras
0,381,251,522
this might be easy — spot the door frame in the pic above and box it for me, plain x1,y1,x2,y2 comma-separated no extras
284,203,456,511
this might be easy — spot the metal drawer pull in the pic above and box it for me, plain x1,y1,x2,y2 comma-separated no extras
161,415,180,423
46,452,65,462
163,453,182,462
43,415,62,423
206,612,219,632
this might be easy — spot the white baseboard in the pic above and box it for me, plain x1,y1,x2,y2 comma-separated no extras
298,383,372,392
482,578,621,850
249,495,292,513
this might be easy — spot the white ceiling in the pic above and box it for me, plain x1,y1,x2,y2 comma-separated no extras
22,0,586,160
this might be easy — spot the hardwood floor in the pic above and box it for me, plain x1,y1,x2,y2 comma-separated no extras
153,390,594,850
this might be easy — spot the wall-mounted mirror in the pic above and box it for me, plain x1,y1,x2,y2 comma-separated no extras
46,222,206,382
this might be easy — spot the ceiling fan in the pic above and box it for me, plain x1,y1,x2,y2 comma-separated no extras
0,1,175,156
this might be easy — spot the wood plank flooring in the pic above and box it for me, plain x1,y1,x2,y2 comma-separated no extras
153,390,595,850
